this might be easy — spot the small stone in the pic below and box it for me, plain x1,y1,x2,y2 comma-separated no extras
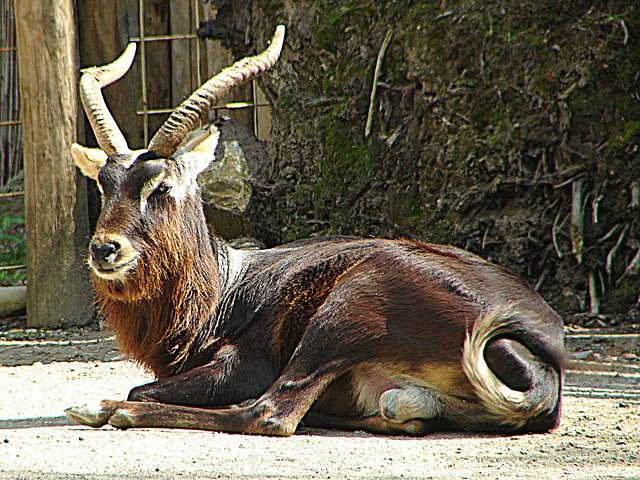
592,353,614,362
571,350,593,360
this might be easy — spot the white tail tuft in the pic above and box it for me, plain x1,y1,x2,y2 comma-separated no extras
461,306,544,429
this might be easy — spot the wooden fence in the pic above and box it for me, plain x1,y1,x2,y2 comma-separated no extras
6,0,271,327
0,0,21,187
77,0,270,150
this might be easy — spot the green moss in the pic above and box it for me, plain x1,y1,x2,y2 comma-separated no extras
607,119,640,149
313,1,370,52
314,119,373,209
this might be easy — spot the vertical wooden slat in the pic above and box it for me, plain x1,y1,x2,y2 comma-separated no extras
143,0,171,137
14,0,94,327
254,84,272,141
138,0,149,145
170,0,195,106
193,0,202,88
0,0,22,186
76,0,141,148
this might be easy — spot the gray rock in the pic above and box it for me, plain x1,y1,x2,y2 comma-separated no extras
199,139,251,212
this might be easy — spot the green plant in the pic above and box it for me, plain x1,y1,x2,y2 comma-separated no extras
0,212,26,286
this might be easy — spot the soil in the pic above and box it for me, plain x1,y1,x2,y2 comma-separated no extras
0,321,638,479
199,1,640,318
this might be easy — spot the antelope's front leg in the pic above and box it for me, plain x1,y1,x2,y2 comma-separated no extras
65,400,249,432
66,367,342,436
65,400,124,428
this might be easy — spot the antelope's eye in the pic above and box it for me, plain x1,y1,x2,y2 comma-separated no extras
150,182,172,198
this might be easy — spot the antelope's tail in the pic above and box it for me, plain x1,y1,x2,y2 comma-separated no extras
461,305,565,433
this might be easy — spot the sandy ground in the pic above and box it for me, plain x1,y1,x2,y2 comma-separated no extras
0,328,638,479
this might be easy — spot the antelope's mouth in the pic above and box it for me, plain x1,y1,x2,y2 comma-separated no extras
88,234,139,281
89,255,138,281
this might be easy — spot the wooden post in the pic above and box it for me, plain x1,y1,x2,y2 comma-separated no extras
14,0,94,327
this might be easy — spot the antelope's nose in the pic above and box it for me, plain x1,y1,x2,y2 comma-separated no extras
90,241,119,265
88,234,137,278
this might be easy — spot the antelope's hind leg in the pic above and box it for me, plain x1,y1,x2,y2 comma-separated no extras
379,386,440,423
303,386,442,436
65,327,348,434
65,384,444,436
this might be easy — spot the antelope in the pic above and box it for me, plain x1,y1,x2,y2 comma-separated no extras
65,26,565,436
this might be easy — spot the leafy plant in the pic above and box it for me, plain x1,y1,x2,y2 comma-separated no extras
0,212,26,286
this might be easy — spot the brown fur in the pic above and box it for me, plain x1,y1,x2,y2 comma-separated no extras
68,42,564,435
79,209,564,435
92,196,219,378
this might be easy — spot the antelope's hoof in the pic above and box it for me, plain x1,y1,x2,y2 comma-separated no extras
107,410,135,429
64,400,118,428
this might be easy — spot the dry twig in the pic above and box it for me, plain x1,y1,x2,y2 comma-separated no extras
365,28,394,138
606,224,629,280
588,270,599,314
570,179,585,264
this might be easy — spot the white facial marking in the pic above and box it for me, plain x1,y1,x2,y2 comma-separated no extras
140,173,166,213
90,256,138,281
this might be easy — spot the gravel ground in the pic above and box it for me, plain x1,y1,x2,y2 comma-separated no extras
0,327,638,479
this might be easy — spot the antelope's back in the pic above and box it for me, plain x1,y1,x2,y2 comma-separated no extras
214,236,563,361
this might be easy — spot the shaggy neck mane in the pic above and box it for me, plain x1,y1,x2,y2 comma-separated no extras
92,197,220,379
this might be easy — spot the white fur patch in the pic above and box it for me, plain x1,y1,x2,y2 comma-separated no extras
379,387,441,422
461,306,531,428
226,247,247,286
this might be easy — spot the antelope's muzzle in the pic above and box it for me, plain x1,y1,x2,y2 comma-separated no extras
89,234,138,280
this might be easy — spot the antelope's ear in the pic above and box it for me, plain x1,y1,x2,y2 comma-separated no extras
173,125,220,178
71,143,108,180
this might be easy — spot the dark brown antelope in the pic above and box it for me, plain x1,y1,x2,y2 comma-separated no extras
66,26,565,436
